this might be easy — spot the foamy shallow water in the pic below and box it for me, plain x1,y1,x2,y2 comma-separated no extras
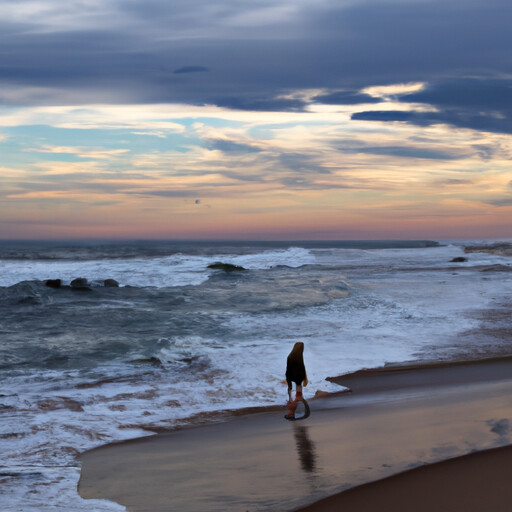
0,246,315,288
1,240,512,510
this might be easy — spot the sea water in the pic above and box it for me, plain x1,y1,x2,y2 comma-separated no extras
1,239,512,511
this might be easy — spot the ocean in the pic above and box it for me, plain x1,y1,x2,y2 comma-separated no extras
1,239,512,511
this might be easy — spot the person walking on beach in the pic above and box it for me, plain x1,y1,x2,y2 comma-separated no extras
285,342,308,420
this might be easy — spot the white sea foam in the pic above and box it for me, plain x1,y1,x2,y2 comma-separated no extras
312,242,512,269
0,247,315,288
0,467,126,512
2,241,512,510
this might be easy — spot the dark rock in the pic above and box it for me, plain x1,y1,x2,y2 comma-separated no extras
129,357,163,367
207,262,246,272
44,279,62,289
450,257,468,263
70,277,91,290
104,279,119,287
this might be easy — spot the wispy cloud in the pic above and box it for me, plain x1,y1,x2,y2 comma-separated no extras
23,145,130,160
1,0,512,238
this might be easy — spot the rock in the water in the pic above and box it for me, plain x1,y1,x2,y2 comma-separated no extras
104,279,119,287
70,277,91,290
207,262,246,272
129,357,163,367
450,257,468,263
44,279,62,289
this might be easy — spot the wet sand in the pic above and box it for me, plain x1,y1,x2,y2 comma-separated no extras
295,444,512,512
78,357,512,512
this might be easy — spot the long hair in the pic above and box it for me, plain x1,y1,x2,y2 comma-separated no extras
286,342,306,386
287,342,304,364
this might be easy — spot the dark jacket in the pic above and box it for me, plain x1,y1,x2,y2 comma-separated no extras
286,342,306,386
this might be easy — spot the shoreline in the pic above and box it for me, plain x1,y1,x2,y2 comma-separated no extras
328,354,512,392
78,354,512,512
82,354,512,439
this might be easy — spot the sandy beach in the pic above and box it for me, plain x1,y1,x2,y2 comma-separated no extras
294,444,512,512
78,356,512,512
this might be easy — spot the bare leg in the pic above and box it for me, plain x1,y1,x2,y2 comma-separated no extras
286,384,303,419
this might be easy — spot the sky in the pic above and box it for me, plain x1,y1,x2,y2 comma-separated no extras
1,0,512,240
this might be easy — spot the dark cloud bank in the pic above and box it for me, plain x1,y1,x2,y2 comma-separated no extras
352,78,512,134
1,0,512,133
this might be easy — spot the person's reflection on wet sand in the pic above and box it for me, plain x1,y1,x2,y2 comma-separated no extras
293,425,317,473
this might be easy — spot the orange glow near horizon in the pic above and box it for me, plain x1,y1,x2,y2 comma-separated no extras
1,99,512,241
